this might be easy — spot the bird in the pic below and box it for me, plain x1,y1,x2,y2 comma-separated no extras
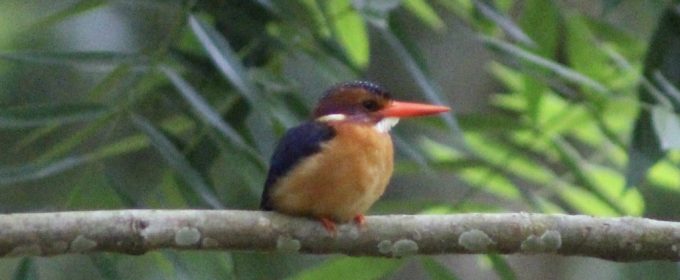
260,81,450,233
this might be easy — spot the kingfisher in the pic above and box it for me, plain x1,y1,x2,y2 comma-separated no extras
260,81,450,233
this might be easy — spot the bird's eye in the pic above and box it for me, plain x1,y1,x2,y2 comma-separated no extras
362,100,380,111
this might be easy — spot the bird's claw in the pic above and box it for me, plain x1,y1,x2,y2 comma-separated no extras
353,214,366,228
319,217,337,236
319,215,365,237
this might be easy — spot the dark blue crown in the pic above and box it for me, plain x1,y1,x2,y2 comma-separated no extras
325,81,391,99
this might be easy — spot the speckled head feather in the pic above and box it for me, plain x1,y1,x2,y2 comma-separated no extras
313,81,393,119
327,81,392,100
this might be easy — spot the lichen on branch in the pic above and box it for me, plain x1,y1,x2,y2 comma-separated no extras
1,210,679,262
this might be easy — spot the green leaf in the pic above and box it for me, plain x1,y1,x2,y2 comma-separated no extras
474,0,535,46
589,166,644,215
565,15,619,92
327,0,370,68
582,16,644,60
432,0,474,23
626,112,665,188
654,71,680,109
459,166,521,201
519,0,558,57
187,15,263,106
481,36,608,94
388,18,432,78
0,51,141,68
87,62,136,100
163,251,234,280
643,5,680,103
13,63,134,151
648,160,680,190
626,5,680,187
161,67,267,169
103,168,144,208
559,183,619,216
651,106,680,150
421,257,459,280
30,0,107,29
300,0,332,37
0,156,90,186
0,115,194,187
0,103,107,128
420,137,523,202
551,137,626,214
352,0,400,27
456,110,523,131
48,169,126,209
291,257,403,280
12,258,37,280
522,77,546,124
463,133,554,185
187,14,276,156
90,134,150,161
157,172,191,208
89,254,122,280
403,0,445,30
161,67,248,150
376,27,467,150
485,254,516,280
36,110,117,162
131,114,223,209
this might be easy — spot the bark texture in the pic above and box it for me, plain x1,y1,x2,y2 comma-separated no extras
1,210,679,261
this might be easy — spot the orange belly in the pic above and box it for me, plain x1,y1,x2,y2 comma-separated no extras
268,123,394,222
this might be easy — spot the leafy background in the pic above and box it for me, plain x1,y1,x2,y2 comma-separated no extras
1,0,680,279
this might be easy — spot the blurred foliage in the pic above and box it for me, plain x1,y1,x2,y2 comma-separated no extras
1,0,680,279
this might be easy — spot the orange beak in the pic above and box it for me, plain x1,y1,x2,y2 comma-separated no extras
380,101,450,118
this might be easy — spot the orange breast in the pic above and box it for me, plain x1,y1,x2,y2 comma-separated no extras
268,122,394,222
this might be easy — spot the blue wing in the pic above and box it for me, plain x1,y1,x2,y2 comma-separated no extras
260,121,336,210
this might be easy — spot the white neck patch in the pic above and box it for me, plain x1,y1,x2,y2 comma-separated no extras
374,117,399,133
316,114,399,133
316,114,347,122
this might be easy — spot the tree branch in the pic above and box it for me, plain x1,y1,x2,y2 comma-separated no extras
2,210,679,261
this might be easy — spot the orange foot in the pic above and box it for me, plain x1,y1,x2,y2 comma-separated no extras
353,214,366,229
319,217,337,236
